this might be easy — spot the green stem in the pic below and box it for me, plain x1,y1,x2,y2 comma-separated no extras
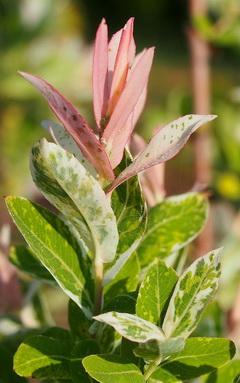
93,255,104,315
143,356,162,381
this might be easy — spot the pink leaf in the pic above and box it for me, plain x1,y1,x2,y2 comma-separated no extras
103,47,154,169
107,114,217,192
93,18,109,130
19,71,114,180
107,18,135,115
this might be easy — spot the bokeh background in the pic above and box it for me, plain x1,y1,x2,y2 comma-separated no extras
1,0,240,378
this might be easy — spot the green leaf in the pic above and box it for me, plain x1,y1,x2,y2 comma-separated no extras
137,193,208,267
136,261,178,325
104,252,140,302
147,368,181,382
94,312,165,343
9,245,54,282
112,152,147,256
134,337,185,362
158,337,235,380
206,360,240,383
14,328,72,379
104,293,137,314
70,340,99,383
68,300,92,339
31,139,118,263
6,197,93,315
82,354,145,383
162,249,222,338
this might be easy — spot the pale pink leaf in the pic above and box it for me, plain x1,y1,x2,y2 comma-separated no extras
107,114,217,192
107,29,122,93
19,71,114,180
103,47,154,168
93,18,109,129
107,18,135,115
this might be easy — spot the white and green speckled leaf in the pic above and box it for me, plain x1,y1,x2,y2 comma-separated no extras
94,312,165,343
14,328,72,379
42,119,97,178
137,193,208,267
82,354,145,383
206,360,240,383
136,261,178,325
112,152,147,256
158,337,235,380
6,197,92,315
162,249,222,338
108,114,216,191
30,139,118,263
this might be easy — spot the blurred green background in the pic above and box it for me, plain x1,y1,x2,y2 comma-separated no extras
1,0,240,338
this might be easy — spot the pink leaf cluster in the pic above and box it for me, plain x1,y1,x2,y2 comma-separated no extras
19,18,216,193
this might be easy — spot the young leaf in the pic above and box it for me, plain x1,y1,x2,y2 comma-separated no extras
111,153,147,256
70,340,100,383
14,328,72,379
19,71,114,180
137,193,208,267
31,139,118,263
82,354,145,383
42,119,97,177
107,114,216,191
6,197,92,315
158,337,235,380
104,252,140,303
206,360,240,383
94,312,165,343
10,245,54,283
136,261,178,325
162,249,222,339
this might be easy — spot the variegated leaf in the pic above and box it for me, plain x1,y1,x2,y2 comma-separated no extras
134,337,185,361
162,249,222,338
137,193,208,267
136,261,178,325
31,139,118,263
107,114,216,191
94,312,165,343
19,71,114,180
42,119,97,178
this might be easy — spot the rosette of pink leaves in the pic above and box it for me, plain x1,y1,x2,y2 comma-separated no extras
19,17,216,193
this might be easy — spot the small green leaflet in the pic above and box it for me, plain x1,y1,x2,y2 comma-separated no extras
94,312,165,343
162,249,222,338
10,245,54,282
158,337,235,380
6,197,92,315
206,360,240,383
136,261,178,325
14,328,72,379
111,152,147,256
137,193,208,267
31,139,118,263
82,354,145,383
104,252,140,303
42,119,97,178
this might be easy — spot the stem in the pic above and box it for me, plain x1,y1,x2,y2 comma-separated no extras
93,255,104,315
144,356,162,381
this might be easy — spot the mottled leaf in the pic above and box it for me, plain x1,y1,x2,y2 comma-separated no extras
9,245,54,283
159,337,235,380
6,197,92,315
162,249,222,338
137,193,208,267
42,119,97,177
14,328,72,379
136,261,178,325
31,139,118,263
82,354,145,383
94,312,165,343
108,114,216,191
19,71,114,180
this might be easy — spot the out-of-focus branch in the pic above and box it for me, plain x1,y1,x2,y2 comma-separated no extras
188,0,213,255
